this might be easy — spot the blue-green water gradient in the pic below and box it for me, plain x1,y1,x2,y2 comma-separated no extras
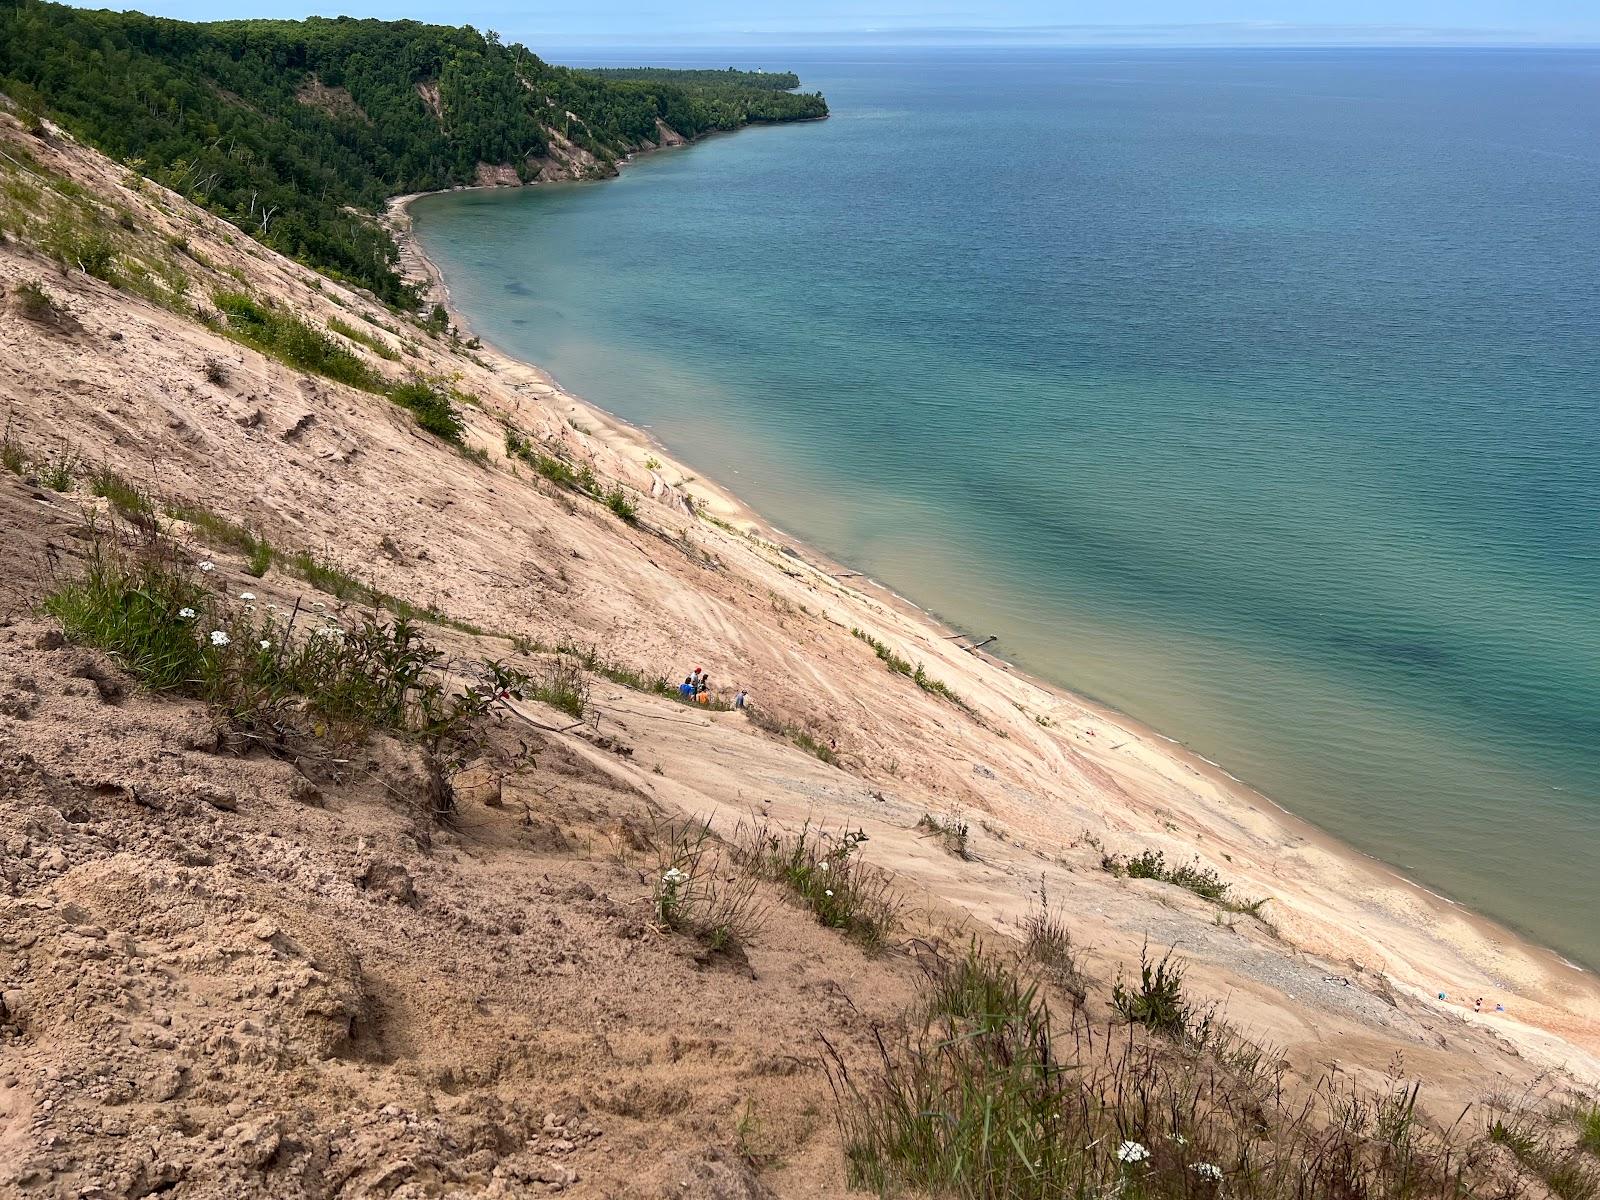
411,48,1600,967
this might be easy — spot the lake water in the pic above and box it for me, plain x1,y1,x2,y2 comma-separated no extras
410,47,1600,969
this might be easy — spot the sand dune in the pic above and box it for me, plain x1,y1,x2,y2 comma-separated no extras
2,107,1597,1195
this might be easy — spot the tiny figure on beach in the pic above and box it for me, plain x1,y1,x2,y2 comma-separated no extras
1437,992,1447,1001
1474,997,1484,1013
733,690,747,710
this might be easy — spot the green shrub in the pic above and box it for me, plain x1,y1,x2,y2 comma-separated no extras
45,537,209,691
1021,887,1088,1007
1492,1118,1600,1200
527,655,589,719
89,467,154,524
912,662,967,708
852,627,911,675
15,279,58,323
917,811,971,859
42,212,116,280
653,818,767,953
244,539,273,578
604,486,638,523
1103,848,1259,909
739,822,900,952
1575,1104,1600,1156
2,416,27,475
215,290,380,392
827,944,1495,1200
38,446,79,492
46,530,528,806
1110,942,1192,1038
328,315,400,361
851,627,967,707
387,377,465,443
165,502,270,561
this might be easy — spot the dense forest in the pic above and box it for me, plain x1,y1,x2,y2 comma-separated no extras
0,3,827,305
583,67,804,91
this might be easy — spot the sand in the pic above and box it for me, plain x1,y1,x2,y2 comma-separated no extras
2,107,1598,1196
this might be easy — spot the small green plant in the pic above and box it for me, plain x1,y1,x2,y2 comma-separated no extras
166,502,269,559
1022,880,1088,1007
2,415,27,475
214,290,380,392
42,212,116,280
1491,1116,1600,1200
244,539,273,578
1574,1104,1600,1156
1110,941,1192,1038
89,467,154,524
604,486,638,523
502,428,600,494
653,818,767,952
38,445,79,492
46,527,528,811
792,728,836,764
45,536,209,690
916,811,971,859
830,942,1512,1200
1103,848,1262,911
527,655,589,719
911,662,967,708
852,627,911,675
850,627,967,707
739,822,900,952
386,376,465,442
15,279,59,323
328,316,400,361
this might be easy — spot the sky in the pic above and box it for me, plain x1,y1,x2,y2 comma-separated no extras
72,0,1600,47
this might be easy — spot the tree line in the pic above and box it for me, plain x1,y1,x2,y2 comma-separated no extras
0,3,827,306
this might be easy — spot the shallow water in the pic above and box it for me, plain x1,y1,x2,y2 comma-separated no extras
411,47,1600,968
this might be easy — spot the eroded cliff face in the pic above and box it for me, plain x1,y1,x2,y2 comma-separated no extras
2,105,1598,1199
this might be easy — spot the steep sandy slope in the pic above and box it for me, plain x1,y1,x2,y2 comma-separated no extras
2,106,1599,1197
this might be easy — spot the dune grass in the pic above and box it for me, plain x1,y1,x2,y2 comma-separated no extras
827,941,1512,1200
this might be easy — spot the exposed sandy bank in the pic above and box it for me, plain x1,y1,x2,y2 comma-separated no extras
2,107,1598,1197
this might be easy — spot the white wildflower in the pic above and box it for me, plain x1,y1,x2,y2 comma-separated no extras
1193,1163,1223,1182
210,630,230,647
824,889,834,897
178,607,196,619
1173,1135,1189,1146
198,561,215,572
1116,1141,1149,1165
661,867,689,886
239,592,255,601
259,640,272,651
818,861,829,871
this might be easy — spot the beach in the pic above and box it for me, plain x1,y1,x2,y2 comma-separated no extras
385,184,1600,1086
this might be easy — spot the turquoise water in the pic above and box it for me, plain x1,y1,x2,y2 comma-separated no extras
411,48,1600,969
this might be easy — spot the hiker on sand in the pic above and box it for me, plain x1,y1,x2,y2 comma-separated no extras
733,690,747,710
679,676,696,699
696,675,711,704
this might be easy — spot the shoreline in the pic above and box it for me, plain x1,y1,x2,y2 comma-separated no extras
387,174,1600,1076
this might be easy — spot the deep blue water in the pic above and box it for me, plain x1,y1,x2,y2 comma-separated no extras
411,48,1600,968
